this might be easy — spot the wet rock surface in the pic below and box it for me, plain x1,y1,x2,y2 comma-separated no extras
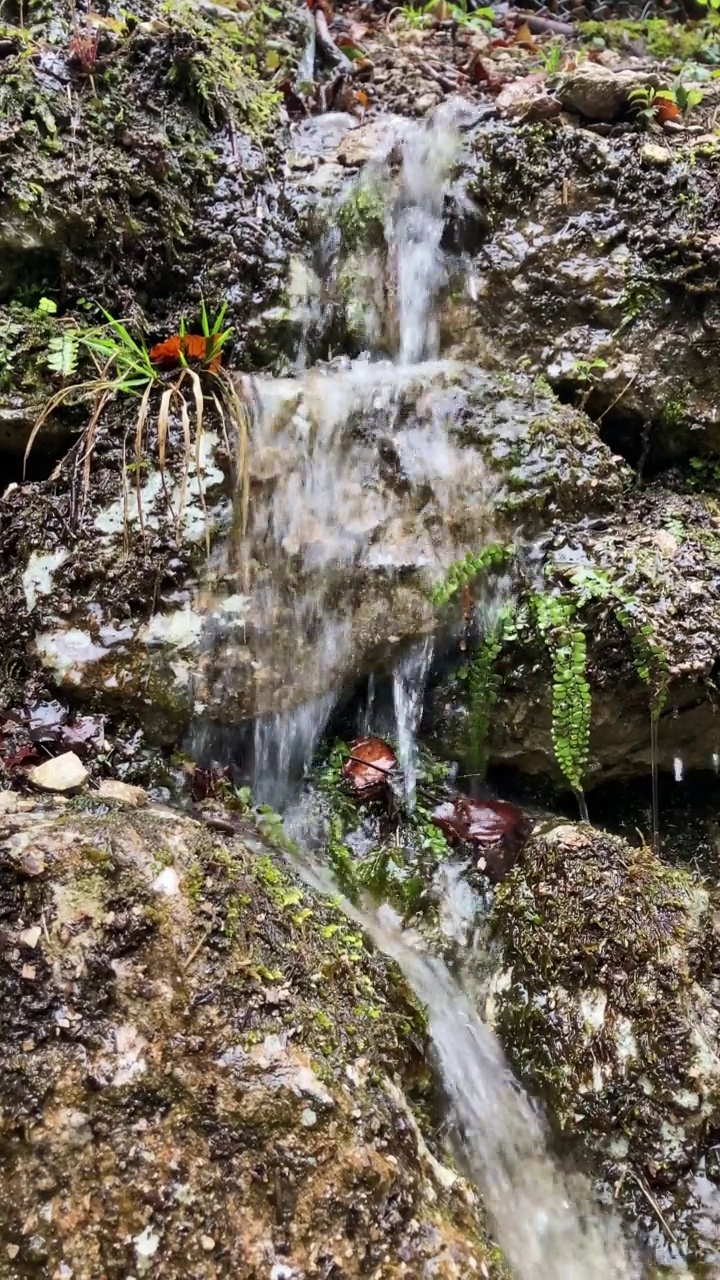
429,485,720,788
0,799,499,1278
488,821,720,1264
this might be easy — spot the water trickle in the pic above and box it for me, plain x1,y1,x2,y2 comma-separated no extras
392,636,434,811
650,711,660,852
674,755,684,784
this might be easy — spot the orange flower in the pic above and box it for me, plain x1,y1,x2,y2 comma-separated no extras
149,333,222,372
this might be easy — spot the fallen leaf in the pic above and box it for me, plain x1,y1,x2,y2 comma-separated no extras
513,21,538,49
656,98,681,123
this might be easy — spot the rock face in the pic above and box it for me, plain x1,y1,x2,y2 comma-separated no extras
0,800,499,1277
428,485,720,788
487,822,720,1258
463,118,720,466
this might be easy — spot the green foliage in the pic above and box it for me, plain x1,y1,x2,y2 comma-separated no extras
566,357,607,384
532,592,591,799
459,607,512,779
395,0,495,27
46,331,80,378
163,1,281,136
686,455,720,490
0,312,22,385
433,549,669,804
338,180,386,251
568,565,668,718
79,309,158,393
431,543,512,607
538,38,564,74
580,16,720,63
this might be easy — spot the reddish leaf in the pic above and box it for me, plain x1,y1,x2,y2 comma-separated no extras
149,333,222,372
431,796,533,882
342,738,397,801
656,98,680,123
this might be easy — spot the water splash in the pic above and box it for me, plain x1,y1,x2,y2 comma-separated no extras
673,755,684,784
393,636,434,811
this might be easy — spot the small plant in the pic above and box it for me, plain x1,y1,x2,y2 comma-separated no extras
431,542,512,607
30,301,249,548
539,38,564,74
628,80,702,127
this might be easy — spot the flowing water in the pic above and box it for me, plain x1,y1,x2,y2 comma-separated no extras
392,635,434,811
193,104,647,1278
292,846,640,1280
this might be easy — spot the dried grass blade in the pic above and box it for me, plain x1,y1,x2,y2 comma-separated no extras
176,389,192,547
23,383,90,477
187,369,209,557
158,387,172,470
134,381,153,547
81,388,111,506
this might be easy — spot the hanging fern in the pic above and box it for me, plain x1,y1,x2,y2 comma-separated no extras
568,565,668,720
431,542,513,607
532,593,591,810
462,606,513,777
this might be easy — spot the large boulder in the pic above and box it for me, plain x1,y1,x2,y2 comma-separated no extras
0,797,499,1277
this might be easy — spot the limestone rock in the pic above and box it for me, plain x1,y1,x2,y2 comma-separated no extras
555,66,659,121
28,752,88,794
97,779,148,808
490,822,720,1189
0,803,501,1280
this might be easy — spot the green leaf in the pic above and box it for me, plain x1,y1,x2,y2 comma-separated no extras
37,297,57,315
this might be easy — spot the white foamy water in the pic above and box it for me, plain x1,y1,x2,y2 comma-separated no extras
393,635,434,811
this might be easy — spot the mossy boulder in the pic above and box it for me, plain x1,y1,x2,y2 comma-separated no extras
488,822,720,1254
0,796,501,1277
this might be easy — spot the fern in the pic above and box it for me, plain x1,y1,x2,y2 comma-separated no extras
568,565,668,719
533,593,591,809
462,606,512,777
431,542,513,607
46,331,79,378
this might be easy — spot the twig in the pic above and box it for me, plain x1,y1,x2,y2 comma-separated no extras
314,8,353,72
628,1170,678,1246
183,927,211,971
596,369,639,424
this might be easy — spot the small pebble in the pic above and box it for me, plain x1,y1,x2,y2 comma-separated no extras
301,1108,317,1128
200,1236,215,1252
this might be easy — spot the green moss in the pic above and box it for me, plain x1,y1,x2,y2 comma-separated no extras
491,825,715,1181
337,178,387,251
162,0,281,137
579,16,720,62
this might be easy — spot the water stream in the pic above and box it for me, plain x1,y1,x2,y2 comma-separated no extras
392,635,434,811
196,104,646,1278
292,846,640,1280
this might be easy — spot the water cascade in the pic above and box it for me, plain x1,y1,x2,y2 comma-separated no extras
193,103,643,1280
292,848,640,1280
